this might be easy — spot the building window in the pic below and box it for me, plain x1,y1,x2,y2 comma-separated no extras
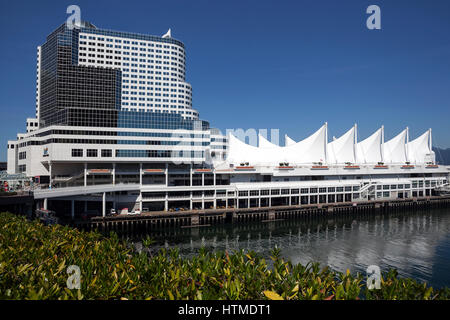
101,149,112,157
72,149,83,157
87,149,98,157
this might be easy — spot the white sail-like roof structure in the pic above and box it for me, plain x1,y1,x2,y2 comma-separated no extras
355,127,383,164
225,124,433,166
283,124,327,164
227,125,326,165
285,135,296,146
258,134,280,149
383,129,407,163
326,126,356,164
226,134,267,165
407,129,433,164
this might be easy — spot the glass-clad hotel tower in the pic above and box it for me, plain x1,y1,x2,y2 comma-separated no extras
37,21,198,127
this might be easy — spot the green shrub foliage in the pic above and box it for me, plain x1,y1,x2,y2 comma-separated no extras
0,212,449,300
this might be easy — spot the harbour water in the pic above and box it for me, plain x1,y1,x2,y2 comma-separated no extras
133,208,450,289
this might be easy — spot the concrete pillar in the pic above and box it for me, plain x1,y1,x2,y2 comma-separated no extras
102,192,106,217
213,171,216,186
248,198,250,208
202,191,205,210
202,173,205,186
112,163,116,185
165,163,168,186
190,164,193,186
269,197,271,208
43,198,48,210
139,200,143,211
139,163,142,186
165,191,169,211
84,163,87,187
71,200,75,220
49,162,52,187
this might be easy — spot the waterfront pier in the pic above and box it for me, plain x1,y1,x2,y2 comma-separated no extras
79,195,450,235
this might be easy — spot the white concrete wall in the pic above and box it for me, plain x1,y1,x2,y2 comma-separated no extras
7,141,17,174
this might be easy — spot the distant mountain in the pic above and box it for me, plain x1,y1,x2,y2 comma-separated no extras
433,147,450,165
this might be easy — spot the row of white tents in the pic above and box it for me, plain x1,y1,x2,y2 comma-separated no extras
226,124,434,165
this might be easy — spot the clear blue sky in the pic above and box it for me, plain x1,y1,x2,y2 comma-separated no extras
1,0,450,161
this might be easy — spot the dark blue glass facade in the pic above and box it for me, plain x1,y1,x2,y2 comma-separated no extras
117,111,209,130
40,22,121,128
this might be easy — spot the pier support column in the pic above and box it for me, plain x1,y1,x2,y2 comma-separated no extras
102,192,106,217
191,214,199,226
165,192,168,211
71,200,75,220
165,163,168,187
112,163,116,185
43,198,48,210
84,163,87,187
268,210,275,221
49,162,52,187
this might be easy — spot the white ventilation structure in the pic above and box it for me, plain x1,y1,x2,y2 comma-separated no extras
162,28,171,38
